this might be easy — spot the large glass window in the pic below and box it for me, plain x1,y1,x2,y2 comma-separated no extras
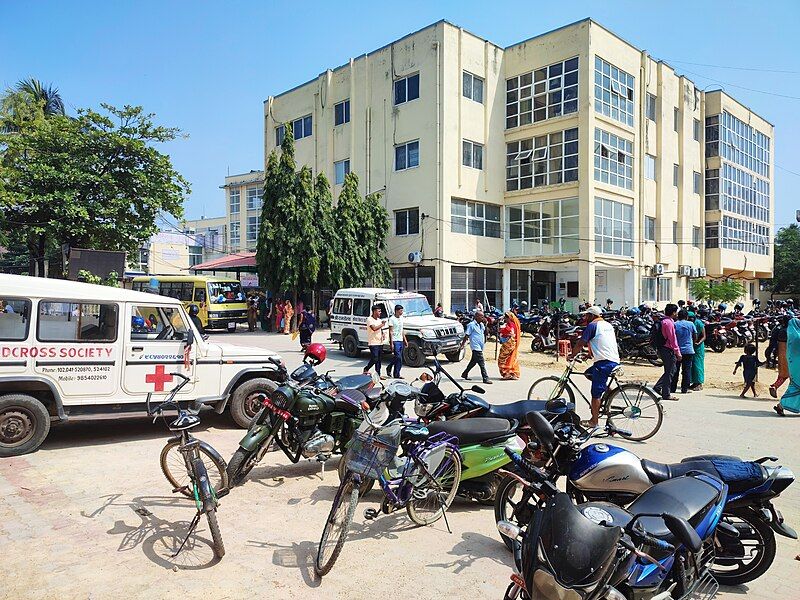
334,99,350,126
229,188,240,214
247,215,260,242
451,199,501,238
594,56,634,126
450,267,502,312
720,216,770,255
463,71,484,103
705,112,770,177
506,128,578,191
462,140,483,169
641,278,671,303
646,93,657,121
645,155,656,180
395,208,419,236
693,171,702,195
0,298,31,341
292,115,313,140
392,266,435,306
230,221,240,249
38,302,118,342
505,57,578,129
394,73,420,105
594,198,633,257
708,163,770,222
246,186,263,210
506,197,579,257
644,216,656,242
334,159,350,184
395,140,419,171
594,129,633,190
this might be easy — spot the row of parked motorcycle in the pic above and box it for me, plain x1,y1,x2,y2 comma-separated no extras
207,343,796,599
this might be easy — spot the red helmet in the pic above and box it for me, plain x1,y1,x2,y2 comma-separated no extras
304,342,327,366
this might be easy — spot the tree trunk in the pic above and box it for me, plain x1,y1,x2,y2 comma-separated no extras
37,235,46,278
27,235,37,277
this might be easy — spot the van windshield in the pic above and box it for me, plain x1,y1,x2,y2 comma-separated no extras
392,297,433,317
208,281,244,304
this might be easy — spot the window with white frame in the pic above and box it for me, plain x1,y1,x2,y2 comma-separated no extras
594,56,635,126
230,221,240,249
462,140,483,169
594,129,633,190
394,73,420,105
693,171,702,195
644,216,656,242
646,93,657,121
693,226,701,248
505,57,578,129
189,246,203,267
674,107,680,132
506,197,579,257
395,140,419,171
705,222,719,249
595,198,633,257
334,159,350,184
450,267,502,312
657,278,672,302
275,124,285,146
451,199,501,238
641,277,657,302
645,154,656,181
708,162,770,222
334,99,350,126
395,208,419,236
673,164,679,187
720,215,770,255
229,188,240,214
642,276,673,303
246,186,263,210
693,118,701,142
506,127,578,191
292,115,313,140
705,111,770,177
247,215,260,242
463,71,484,103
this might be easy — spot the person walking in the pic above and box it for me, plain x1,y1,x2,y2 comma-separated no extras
363,304,386,377
283,300,294,335
734,343,761,397
386,304,407,379
434,302,444,318
247,293,258,332
671,309,696,394
774,317,800,416
259,294,271,332
689,310,706,390
474,298,484,313
461,311,492,385
570,306,620,427
769,315,790,398
298,305,316,350
653,303,681,401
498,311,521,380
274,298,284,333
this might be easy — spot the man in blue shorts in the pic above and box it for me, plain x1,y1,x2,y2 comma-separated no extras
570,305,620,427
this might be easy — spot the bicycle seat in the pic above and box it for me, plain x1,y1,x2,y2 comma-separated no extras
402,424,430,443
169,410,201,431
426,417,513,445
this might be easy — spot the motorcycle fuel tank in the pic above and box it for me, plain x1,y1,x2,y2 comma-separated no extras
569,444,651,495
293,390,335,417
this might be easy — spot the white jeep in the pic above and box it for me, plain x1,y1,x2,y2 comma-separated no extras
329,288,464,367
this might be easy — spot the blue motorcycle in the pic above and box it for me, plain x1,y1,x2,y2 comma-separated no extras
498,447,727,599
495,410,796,586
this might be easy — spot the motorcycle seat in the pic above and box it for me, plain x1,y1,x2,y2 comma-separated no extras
335,389,367,414
642,457,767,494
626,475,722,539
335,373,374,392
486,399,575,422
426,417,514,446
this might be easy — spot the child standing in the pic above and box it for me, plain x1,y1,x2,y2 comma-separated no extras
733,343,761,397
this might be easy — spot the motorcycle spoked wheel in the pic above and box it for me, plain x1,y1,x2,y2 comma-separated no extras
709,338,727,353
711,508,777,586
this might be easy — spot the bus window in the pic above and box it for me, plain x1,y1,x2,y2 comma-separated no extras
194,287,206,304
208,281,244,304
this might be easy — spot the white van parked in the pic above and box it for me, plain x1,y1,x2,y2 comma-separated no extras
0,274,285,456
330,288,464,367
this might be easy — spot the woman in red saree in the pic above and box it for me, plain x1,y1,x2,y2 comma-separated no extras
498,311,521,380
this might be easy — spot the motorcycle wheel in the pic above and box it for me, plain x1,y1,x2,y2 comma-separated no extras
756,325,769,343
226,447,259,487
710,338,727,353
530,336,545,352
494,473,536,552
641,346,662,366
711,507,777,586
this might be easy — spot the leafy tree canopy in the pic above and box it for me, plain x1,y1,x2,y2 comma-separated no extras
764,224,800,296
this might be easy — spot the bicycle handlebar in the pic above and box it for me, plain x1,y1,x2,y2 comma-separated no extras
146,373,192,416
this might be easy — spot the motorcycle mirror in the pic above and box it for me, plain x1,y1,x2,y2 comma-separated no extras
526,411,556,454
470,385,485,394
662,514,702,553
419,372,433,382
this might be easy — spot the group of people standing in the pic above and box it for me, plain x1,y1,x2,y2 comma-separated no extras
246,294,316,349
363,304,408,379
652,304,706,400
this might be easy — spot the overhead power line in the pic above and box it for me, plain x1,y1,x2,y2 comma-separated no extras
665,59,800,75
676,67,800,100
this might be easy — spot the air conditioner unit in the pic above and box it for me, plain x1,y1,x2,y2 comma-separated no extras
678,265,692,277
690,267,700,278
408,251,423,264
652,263,665,276
698,267,707,277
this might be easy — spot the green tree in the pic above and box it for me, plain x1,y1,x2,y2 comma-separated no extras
313,172,344,292
765,224,800,296
6,78,65,116
77,269,120,287
1,78,63,132
710,279,746,304
333,173,368,288
0,103,189,276
689,278,712,302
362,191,392,286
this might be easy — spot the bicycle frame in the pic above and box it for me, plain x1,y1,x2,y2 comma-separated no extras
544,356,622,409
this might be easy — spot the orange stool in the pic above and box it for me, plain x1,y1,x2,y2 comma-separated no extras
558,339,571,358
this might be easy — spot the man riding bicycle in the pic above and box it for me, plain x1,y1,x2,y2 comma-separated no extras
569,305,620,427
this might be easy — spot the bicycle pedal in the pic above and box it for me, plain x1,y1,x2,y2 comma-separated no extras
363,508,379,520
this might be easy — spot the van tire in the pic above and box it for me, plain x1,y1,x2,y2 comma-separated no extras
403,340,426,368
342,334,360,358
0,394,51,457
229,378,278,429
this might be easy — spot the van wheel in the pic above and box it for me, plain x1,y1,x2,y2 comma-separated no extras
342,334,360,358
0,394,51,457
230,378,278,429
403,341,426,368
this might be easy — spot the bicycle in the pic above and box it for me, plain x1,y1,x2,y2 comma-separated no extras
526,353,663,441
147,373,228,559
314,407,462,577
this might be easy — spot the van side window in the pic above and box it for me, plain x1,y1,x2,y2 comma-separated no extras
131,305,188,341
353,299,370,317
38,302,118,342
333,298,352,315
0,298,31,341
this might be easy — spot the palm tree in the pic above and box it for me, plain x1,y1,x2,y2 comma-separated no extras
9,78,65,116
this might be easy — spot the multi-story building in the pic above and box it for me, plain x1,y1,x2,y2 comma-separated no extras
221,170,265,252
262,19,774,311
183,215,229,262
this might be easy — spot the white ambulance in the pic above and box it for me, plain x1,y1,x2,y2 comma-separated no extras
0,274,285,456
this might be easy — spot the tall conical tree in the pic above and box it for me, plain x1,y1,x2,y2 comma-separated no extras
293,165,321,293
363,192,392,286
333,173,368,287
313,172,343,292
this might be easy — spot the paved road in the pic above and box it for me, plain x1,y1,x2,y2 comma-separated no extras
0,329,797,599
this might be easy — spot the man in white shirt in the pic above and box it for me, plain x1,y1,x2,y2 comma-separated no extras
387,304,408,378
363,304,385,377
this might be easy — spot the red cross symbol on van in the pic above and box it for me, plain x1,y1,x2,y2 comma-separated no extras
145,365,174,392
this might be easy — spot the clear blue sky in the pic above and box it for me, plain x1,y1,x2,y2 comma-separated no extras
2,0,798,226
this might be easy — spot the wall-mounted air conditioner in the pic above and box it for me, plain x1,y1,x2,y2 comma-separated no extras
678,265,692,277
652,263,665,276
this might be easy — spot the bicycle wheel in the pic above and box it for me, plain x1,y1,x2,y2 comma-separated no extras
315,471,359,577
604,383,663,441
407,445,462,526
205,508,225,559
161,441,227,497
527,375,575,405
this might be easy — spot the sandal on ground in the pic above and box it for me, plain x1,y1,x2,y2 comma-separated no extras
769,386,777,399
774,404,785,417
664,396,680,401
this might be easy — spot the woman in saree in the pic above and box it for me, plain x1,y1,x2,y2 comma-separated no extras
274,299,284,333
774,316,800,416
498,311,521,380
283,300,294,335
689,311,706,390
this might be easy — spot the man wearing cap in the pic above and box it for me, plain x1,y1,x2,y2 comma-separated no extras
570,305,620,427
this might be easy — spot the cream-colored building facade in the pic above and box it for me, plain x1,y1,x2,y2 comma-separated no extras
217,170,265,253
261,19,774,311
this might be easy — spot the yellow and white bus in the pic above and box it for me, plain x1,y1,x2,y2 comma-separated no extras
130,275,247,332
